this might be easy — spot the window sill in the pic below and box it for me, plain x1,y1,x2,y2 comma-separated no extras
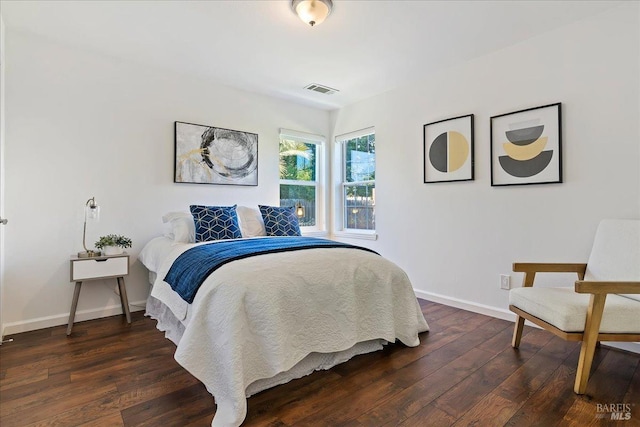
301,230,329,238
332,231,378,241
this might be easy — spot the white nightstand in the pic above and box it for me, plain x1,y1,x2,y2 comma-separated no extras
67,253,131,335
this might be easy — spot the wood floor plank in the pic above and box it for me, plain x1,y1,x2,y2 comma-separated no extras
504,347,582,426
22,391,123,427
432,343,538,419
396,403,456,427
120,383,205,426
0,301,637,427
451,392,523,427
251,370,354,425
388,317,510,389
75,411,125,427
562,348,640,427
244,369,343,424
0,371,71,406
584,345,639,400
291,378,402,426
496,352,564,405
0,384,118,426
357,346,496,426
0,368,49,392
623,360,640,408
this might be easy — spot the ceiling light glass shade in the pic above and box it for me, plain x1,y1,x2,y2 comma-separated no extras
292,0,333,27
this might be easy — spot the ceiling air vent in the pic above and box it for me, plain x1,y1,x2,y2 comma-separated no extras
304,83,339,95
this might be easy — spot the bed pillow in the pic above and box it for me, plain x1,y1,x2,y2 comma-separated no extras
236,206,267,238
258,205,301,237
138,236,175,273
162,211,196,243
190,205,242,242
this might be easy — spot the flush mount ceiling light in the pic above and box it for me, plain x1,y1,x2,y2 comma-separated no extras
292,0,333,27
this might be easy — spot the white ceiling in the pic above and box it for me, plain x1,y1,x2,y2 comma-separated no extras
0,0,623,110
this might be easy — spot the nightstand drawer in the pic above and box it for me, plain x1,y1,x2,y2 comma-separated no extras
71,256,129,281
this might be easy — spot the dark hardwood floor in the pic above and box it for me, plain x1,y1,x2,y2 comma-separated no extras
1,300,638,426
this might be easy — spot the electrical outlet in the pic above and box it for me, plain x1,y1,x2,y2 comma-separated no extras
500,274,511,290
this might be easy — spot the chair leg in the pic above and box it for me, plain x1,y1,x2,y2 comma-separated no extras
574,294,606,394
512,315,525,348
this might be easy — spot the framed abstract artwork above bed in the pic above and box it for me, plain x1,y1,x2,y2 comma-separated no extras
174,121,258,186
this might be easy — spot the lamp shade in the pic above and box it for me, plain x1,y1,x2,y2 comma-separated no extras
86,203,100,221
292,0,333,27
79,197,101,258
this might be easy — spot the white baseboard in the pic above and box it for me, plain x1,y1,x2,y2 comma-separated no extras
601,342,640,353
2,300,147,336
414,289,640,355
414,289,516,322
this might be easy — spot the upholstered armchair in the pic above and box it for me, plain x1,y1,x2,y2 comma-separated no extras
509,219,640,394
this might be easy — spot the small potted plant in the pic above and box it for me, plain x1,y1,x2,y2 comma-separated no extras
95,234,132,256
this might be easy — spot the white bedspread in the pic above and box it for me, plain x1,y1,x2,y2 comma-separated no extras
149,239,429,426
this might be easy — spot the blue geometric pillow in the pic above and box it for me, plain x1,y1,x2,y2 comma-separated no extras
189,205,242,242
258,205,301,237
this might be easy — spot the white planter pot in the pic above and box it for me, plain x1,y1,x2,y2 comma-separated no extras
103,246,124,256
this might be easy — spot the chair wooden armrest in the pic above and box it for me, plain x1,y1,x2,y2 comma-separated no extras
575,280,640,294
513,263,587,273
512,263,587,287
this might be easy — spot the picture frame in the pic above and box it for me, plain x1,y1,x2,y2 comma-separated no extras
423,114,474,183
174,121,258,186
490,103,562,187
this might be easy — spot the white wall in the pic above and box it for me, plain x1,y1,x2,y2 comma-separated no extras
3,30,329,333
0,15,6,338
3,3,639,336
331,3,640,318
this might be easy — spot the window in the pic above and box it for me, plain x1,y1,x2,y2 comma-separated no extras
279,129,325,231
338,128,375,232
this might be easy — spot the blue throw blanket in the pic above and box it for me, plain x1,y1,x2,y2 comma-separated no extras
164,237,378,303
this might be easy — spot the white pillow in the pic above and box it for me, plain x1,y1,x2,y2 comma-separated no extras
162,211,195,243
138,236,175,273
236,206,267,238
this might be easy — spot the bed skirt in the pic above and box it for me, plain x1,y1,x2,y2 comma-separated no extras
145,295,387,399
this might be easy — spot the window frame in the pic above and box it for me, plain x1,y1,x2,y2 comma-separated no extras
279,128,326,235
334,127,377,240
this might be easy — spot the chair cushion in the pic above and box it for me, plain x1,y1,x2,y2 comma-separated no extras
509,287,640,333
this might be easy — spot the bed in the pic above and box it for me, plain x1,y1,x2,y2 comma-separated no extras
139,206,429,426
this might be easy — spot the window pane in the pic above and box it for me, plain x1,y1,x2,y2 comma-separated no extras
279,140,316,181
280,184,316,227
345,134,375,183
344,183,375,230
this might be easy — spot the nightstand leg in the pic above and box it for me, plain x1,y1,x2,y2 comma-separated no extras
117,277,132,324
67,281,82,336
